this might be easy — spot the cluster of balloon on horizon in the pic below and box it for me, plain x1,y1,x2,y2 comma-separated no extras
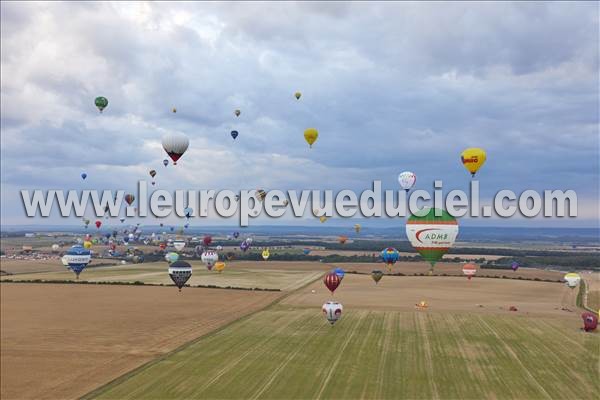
64,94,590,328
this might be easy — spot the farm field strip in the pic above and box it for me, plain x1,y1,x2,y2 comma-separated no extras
91,307,599,399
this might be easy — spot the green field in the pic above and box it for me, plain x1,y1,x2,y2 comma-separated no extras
88,306,599,399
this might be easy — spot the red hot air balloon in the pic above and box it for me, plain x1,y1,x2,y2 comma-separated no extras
462,263,477,280
124,194,135,206
95,220,102,229
203,235,212,247
323,272,341,295
582,312,598,332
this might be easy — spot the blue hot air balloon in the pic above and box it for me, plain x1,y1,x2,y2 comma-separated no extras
81,172,87,180
231,130,239,140
163,159,169,167
233,231,240,239
333,267,345,280
63,245,91,279
381,247,400,270
240,241,249,252
302,248,311,255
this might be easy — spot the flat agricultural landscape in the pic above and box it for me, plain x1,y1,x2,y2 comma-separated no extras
89,308,598,399
0,283,282,400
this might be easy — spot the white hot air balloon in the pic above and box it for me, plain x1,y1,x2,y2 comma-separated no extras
51,244,60,253
322,301,343,325
162,133,189,165
398,171,416,192
173,241,186,252
564,273,581,289
201,250,219,271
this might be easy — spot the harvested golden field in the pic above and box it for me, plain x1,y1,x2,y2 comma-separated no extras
0,283,282,400
0,261,323,291
0,259,69,274
283,273,577,317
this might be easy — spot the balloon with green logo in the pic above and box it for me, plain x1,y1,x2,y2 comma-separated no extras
405,208,458,272
95,96,108,113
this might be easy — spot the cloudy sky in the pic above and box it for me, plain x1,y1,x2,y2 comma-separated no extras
1,1,598,227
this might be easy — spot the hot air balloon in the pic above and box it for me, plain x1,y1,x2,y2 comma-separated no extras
581,312,598,332
168,261,192,292
216,245,223,251
245,237,253,245
398,171,416,191
172,107,177,113
262,249,270,261
184,207,193,219
302,248,311,255
294,91,302,100
226,252,235,260
173,241,186,252
405,208,458,272
231,130,239,140
162,133,189,165
95,220,102,229
63,245,91,279
81,172,87,180
320,216,328,223
214,261,226,273
201,250,219,271
381,248,399,271
159,243,166,251
83,219,90,228
119,217,125,223
83,241,92,249
511,261,520,272
462,263,477,280
163,159,169,167
304,128,318,148
324,272,341,295
234,109,241,117
203,236,212,247
124,194,135,206
240,241,249,252
51,244,60,253
94,96,108,113
165,252,179,264
338,236,348,244
371,270,384,284
333,267,345,280
354,224,361,234
149,170,156,185
564,272,581,289
233,231,240,239
255,189,267,202
323,301,342,325
461,148,487,177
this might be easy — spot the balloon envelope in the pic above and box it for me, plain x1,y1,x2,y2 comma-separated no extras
201,250,219,270
231,130,239,140
162,133,189,165
462,263,477,280
322,301,343,325
461,148,487,177
371,270,384,284
323,272,341,294
94,96,108,112
405,208,458,269
398,171,416,191
63,245,91,278
168,261,192,291
304,128,318,148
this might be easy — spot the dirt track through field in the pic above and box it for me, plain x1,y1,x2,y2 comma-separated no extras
0,283,281,400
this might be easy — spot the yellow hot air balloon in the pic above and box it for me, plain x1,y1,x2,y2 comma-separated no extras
354,224,361,234
214,261,225,273
262,249,270,261
83,241,92,249
319,216,327,223
461,148,487,177
294,91,302,100
304,128,318,148
172,107,177,113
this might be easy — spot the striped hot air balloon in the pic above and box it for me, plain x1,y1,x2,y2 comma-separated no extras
323,272,341,295
462,263,477,280
406,208,458,273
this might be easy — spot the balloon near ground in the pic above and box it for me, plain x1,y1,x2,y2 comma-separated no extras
165,252,179,264
461,147,487,177
168,261,192,292
333,267,345,280
162,133,189,165
462,263,477,280
173,241,185,252
214,261,226,273
563,272,581,289
581,312,598,332
262,249,270,261
405,208,458,271
380,247,399,271
63,245,91,279
201,250,219,271
323,272,341,295
511,261,520,271
304,128,318,148
371,269,384,284
322,301,343,325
